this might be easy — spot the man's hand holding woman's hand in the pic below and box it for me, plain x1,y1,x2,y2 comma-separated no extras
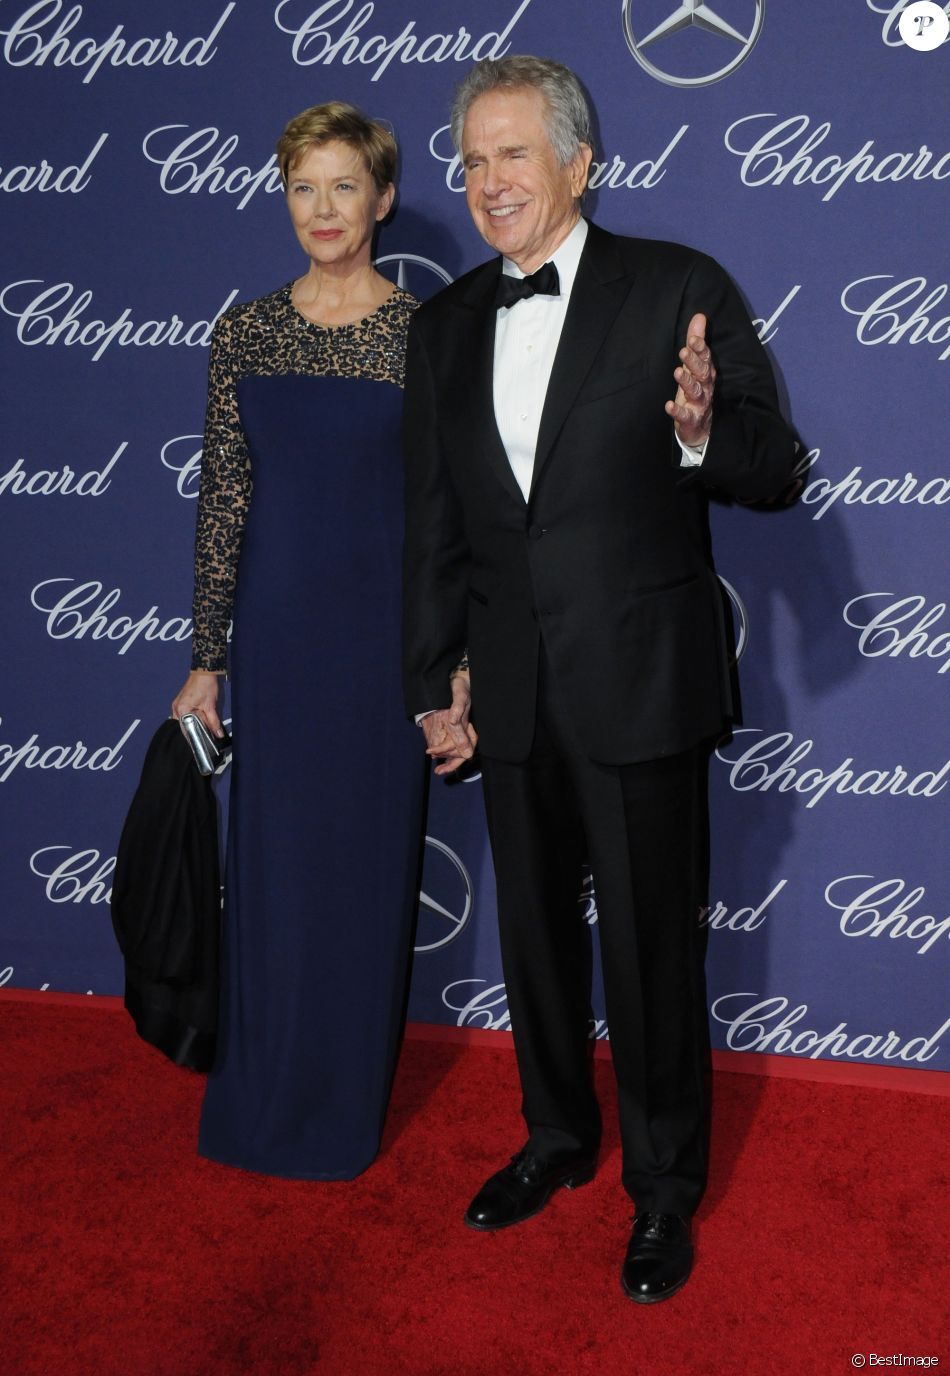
171,670,225,737
421,671,478,776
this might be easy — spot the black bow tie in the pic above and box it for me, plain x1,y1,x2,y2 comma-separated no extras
495,261,560,310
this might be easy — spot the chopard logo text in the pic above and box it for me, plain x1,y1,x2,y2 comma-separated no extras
30,579,193,654
442,979,608,1040
161,436,202,499
843,594,950,673
274,0,533,80
1,2,234,82
428,122,688,193
0,442,126,497
716,729,949,806
724,113,950,201
0,718,139,782
142,126,283,210
826,875,950,957
0,280,239,362
700,879,787,932
787,447,950,519
1,131,107,192
841,276,950,363
30,846,114,904
712,992,950,1063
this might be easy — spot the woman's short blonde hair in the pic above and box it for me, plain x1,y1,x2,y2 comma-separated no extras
276,101,397,193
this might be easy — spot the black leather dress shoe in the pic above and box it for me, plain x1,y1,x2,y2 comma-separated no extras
621,1213,693,1303
464,1147,596,1231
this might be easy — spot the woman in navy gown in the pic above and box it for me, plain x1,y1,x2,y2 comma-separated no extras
171,103,426,1179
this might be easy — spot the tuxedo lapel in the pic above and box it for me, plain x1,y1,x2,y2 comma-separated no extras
531,224,635,499
459,264,527,507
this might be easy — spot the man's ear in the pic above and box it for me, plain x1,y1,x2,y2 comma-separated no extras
570,143,594,199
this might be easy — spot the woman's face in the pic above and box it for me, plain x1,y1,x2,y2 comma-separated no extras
286,140,393,273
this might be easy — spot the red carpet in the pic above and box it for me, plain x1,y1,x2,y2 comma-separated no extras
2,999,947,1376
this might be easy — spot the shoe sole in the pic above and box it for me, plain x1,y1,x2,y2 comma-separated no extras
620,1268,691,1304
463,1165,595,1232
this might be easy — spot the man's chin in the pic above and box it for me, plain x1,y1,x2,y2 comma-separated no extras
476,214,528,256
479,230,525,259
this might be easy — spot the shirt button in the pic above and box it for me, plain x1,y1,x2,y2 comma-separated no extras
520,412,528,421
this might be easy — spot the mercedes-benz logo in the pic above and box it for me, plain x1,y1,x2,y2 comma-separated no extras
718,574,749,663
415,834,474,953
622,0,764,87
374,252,453,301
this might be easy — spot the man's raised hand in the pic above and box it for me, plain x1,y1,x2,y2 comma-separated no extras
665,312,716,448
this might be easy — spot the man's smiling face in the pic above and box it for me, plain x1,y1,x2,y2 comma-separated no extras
461,85,591,274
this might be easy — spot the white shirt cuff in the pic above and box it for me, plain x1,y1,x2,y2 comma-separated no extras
677,433,708,467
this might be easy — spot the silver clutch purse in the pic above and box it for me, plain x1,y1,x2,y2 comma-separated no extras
178,713,232,776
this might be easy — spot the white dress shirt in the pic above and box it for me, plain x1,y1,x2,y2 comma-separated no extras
493,217,705,500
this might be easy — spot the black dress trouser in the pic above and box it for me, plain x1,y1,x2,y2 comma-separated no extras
479,648,712,1217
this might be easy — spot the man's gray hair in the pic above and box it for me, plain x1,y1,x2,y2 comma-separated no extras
450,56,592,166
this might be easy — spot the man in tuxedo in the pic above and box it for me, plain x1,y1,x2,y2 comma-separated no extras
402,55,796,1302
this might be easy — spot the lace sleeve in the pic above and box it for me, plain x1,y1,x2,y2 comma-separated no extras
190,312,252,672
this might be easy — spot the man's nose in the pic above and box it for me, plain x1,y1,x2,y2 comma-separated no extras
481,162,511,198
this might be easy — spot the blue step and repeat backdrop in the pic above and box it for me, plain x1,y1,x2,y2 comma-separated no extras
2,2,948,1076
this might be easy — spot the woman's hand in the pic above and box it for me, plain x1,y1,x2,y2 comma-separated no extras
171,670,225,737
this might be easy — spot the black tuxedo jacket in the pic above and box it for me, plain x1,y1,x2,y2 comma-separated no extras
402,221,797,764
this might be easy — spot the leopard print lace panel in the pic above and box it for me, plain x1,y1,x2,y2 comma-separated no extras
190,284,417,671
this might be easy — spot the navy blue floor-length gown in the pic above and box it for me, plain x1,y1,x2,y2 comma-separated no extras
189,285,426,1178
